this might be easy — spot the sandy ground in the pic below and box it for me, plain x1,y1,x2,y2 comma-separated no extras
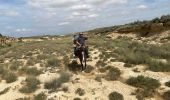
0,32,170,100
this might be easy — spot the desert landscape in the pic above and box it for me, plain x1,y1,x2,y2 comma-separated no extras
0,15,170,100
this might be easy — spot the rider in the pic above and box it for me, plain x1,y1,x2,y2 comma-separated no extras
73,33,89,58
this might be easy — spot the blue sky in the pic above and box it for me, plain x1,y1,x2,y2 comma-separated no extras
0,0,170,37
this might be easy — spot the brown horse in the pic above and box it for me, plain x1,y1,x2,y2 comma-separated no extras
76,46,87,71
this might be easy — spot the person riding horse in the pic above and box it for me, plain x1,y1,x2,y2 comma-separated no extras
73,33,89,58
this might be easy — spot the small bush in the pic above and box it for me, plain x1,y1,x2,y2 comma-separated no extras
62,86,69,92
75,88,86,96
163,90,170,100
122,52,150,65
106,67,121,81
0,87,10,95
9,61,22,71
127,76,160,90
148,60,170,72
84,65,94,73
26,59,35,66
124,63,133,68
108,92,124,100
4,72,17,83
44,72,71,90
19,76,40,93
165,81,170,87
95,60,107,68
19,67,42,76
74,98,81,100
37,54,49,60
0,65,6,75
95,76,102,82
34,92,47,100
46,57,61,67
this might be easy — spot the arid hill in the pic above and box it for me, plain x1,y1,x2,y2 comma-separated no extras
0,15,170,100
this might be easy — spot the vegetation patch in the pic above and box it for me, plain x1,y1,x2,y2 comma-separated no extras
19,67,42,76
75,88,86,96
165,81,170,87
148,60,170,72
46,57,61,67
0,87,10,95
34,92,47,100
4,72,17,83
9,61,22,71
127,75,160,98
106,67,121,81
73,98,82,100
108,92,124,100
84,65,94,73
44,72,71,91
26,59,35,66
95,60,107,68
37,54,49,60
163,90,170,100
19,76,40,93
95,75,102,82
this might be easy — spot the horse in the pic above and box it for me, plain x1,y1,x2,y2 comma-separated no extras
75,46,87,71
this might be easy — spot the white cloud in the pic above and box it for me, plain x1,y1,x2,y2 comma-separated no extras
58,22,70,26
15,28,30,32
28,0,79,8
137,5,148,10
72,12,81,16
88,14,98,18
70,4,93,11
0,10,20,17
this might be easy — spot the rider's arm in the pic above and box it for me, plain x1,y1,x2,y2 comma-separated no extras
76,40,81,46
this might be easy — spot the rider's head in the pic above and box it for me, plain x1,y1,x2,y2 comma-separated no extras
79,33,83,37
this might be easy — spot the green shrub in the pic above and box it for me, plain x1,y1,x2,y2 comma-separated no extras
9,61,22,71
148,60,170,72
37,54,49,60
44,72,71,90
0,87,10,95
95,76,102,82
135,88,154,99
124,63,133,68
19,76,40,93
26,59,35,66
46,57,61,67
0,65,6,75
73,98,81,100
16,97,31,100
95,60,107,68
122,52,150,65
163,90,170,100
106,67,121,81
19,67,42,76
127,76,160,90
84,65,94,73
34,92,47,100
165,81,170,87
4,72,17,83
75,88,85,96
108,92,124,100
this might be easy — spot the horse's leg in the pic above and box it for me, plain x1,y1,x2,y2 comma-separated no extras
79,57,83,71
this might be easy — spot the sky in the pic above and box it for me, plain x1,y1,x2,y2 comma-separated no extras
0,0,170,37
